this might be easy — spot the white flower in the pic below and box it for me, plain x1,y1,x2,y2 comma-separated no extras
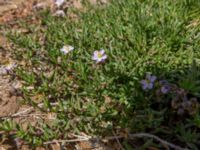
60,45,74,54
0,63,17,75
5,63,17,70
54,10,65,17
55,0,65,7
92,49,107,63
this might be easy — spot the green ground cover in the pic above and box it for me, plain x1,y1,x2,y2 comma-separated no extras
1,0,200,149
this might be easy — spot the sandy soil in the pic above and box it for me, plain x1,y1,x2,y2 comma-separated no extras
0,0,53,118
0,0,25,118
0,34,19,117
0,0,25,14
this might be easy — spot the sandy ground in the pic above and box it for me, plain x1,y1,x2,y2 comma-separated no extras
0,1,53,118
0,0,52,23
0,0,25,117
0,0,25,14
0,35,19,117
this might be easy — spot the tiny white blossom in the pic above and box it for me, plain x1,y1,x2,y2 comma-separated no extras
54,10,65,17
5,63,17,70
55,0,65,7
0,63,17,75
60,45,74,54
92,49,107,63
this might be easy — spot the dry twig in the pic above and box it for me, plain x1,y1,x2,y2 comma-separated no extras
0,103,189,150
43,133,189,150
0,102,58,120
112,130,124,150
128,133,189,150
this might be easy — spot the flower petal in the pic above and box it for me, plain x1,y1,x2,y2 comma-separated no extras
60,45,74,54
60,47,68,54
140,80,148,90
92,55,98,60
5,63,17,70
96,58,103,63
140,80,147,85
100,49,105,55
161,85,170,94
101,54,107,60
150,75,157,82
148,82,154,89
68,46,74,51
146,74,156,82
93,51,99,56
55,0,65,7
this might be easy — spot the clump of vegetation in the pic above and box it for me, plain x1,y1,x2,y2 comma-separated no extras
1,0,200,149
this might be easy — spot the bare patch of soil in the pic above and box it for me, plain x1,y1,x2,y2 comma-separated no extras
0,0,54,120
0,0,24,14
0,37,19,118
0,77,19,117
0,0,51,23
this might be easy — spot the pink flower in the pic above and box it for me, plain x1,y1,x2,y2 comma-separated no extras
92,49,107,63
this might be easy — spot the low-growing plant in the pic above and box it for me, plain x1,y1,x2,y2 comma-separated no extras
1,0,200,149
